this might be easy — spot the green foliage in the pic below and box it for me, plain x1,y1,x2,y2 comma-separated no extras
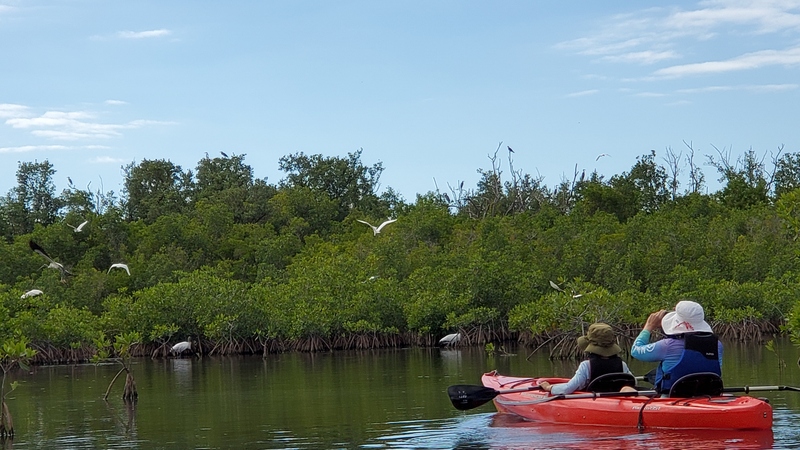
278,149,388,221
122,159,193,223
0,338,37,374
5,147,800,357
0,336,37,438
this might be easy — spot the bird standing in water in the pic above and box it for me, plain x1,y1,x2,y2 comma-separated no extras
171,337,194,356
439,333,462,346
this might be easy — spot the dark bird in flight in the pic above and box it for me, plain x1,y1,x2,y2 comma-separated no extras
29,240,73,283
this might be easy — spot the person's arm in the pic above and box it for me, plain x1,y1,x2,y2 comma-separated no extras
540,361,590,395
622,361,633,376
631,310,669,362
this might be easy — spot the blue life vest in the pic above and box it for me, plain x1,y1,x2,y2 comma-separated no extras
655,332,721,393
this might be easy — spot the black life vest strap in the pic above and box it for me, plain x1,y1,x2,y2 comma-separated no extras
587,353,624,382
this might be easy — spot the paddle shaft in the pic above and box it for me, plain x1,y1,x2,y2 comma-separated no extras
544,390,658,402
724,385,800,393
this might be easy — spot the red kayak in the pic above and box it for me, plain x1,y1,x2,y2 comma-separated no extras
481,371,773,430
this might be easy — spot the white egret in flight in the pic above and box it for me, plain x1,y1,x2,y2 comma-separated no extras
356,218,397,236
108,263,131,276
67,220,89,232
29,240,73,282
596,153,610,161
21,289,43,299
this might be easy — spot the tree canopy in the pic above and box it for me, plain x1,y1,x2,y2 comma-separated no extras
2,145,800,362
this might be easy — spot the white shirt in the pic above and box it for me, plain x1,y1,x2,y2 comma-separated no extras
550,359,633,395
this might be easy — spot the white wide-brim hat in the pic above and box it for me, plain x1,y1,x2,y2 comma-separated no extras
661,300,713,335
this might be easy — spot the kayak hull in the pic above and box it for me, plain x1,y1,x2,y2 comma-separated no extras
482,372,773,430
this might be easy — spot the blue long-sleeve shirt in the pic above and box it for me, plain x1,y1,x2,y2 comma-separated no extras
630,330,723,374
550,360,632,395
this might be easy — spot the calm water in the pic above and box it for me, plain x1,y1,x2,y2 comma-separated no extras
3,339,800,449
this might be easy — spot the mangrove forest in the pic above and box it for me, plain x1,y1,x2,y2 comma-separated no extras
3,144,800,365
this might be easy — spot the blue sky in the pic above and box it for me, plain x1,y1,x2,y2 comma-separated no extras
2,1,799,202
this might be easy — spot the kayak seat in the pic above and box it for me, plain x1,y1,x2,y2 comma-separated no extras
586,373,636,392
668,372,724,398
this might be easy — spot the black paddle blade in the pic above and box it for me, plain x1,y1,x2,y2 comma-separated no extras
448,385,499,411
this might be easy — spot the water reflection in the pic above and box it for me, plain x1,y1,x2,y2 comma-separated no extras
4,340,800,449
370,413,777,450
169,358,194,391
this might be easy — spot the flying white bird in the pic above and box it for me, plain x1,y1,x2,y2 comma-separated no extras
108,263,131,276
549,280,564,292
29,240,73,282
439,332,462,346
67,220,89,232
361,275,380,283
21,289,43,299
596,153,610,161
356,218,397,236
171,337,194,355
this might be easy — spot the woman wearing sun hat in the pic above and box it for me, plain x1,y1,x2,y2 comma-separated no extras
539,322,634,395
631,300,723,394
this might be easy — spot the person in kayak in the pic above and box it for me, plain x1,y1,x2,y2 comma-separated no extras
631,300,723,395
538,322,635,395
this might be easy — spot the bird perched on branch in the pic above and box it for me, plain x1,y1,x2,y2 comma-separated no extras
29,240,73,283
21,289,43,299
356,218,397,236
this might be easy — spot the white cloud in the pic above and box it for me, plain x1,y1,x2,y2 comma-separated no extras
676,83,798,93
0,103,31,119
5,108,173,141
566,89,599,98
116,29,171,39
667,0,800,33
560,0,800,78
105,100,128,105
653,46,800,77
601,50,680,64
90,156,127,164
0,145,69,154
128,119,176,127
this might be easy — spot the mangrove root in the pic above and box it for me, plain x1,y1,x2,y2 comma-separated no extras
0,401,13,438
